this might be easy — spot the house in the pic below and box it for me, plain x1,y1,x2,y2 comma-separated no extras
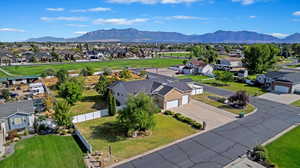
109,79,193,110
217,57,243,68
184,59,214,76
256,71,300,94
0,100,35,131
29,83,45,95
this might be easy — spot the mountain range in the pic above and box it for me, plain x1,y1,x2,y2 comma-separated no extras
26,28,300,43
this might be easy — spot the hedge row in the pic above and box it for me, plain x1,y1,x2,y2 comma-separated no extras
164,110,202,129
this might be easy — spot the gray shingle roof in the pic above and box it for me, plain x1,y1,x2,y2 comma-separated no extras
0,100,34,118
266,71,300,84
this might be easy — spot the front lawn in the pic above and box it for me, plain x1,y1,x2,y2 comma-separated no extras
266,126,300,168
2,58,183,77
291,99,300,107
179,75,266,96
76,114,198,163
193,92,255,114
0,135,85,168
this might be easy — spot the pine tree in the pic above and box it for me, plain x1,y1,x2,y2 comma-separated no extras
111,94,117,116
107,91,116,116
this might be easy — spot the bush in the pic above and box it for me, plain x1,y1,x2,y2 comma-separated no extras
164,110,175,116
253,145,266,152
174,113,183,119
6,130,19,141
192,122,202,129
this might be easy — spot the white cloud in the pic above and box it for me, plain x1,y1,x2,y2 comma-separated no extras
40,17,87,22
74,31,88,35
270,33,289,38
107,0,199,4
0,28,25,32
169,15,207,20
293,11,300,16
66,24,89,27
232,0,255,5
249,15,256,19
71,7,111,13
46,8,65,12
93,18,148,25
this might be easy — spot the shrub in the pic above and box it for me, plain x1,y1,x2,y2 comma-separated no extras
164,110,175,116
6,130,19,141
192,122,202,129
174,113,183,119
253,145,266,152
253,151,267,162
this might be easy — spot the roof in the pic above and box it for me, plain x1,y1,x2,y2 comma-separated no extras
190,59,206,67
111,78,192,97
0,100,34,118
265,71,300,84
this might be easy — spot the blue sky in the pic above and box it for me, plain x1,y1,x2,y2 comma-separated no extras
0,0,299,41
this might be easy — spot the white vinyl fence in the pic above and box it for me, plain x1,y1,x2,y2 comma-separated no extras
72,106,126,123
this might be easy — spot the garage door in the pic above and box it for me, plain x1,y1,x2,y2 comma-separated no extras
274,85,290,93
182,95,189,105
166,100,179,109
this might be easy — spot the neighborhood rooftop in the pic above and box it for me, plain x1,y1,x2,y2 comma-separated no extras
0,100,34,118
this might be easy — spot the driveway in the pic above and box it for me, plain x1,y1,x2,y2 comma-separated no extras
258,92,300,104
145,68,178,77
170,99,236,131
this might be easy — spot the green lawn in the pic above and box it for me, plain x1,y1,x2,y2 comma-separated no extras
52,89,106,116
1,58,183,77
76,114,197,162
160,52,191,57
179,75,266,96
291,99,300,107
266,126,300,168
70,89,107,116
193,92,255,114
0,135,85,168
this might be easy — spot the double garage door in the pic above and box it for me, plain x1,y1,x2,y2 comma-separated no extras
166,95,189,109
274,85,290,93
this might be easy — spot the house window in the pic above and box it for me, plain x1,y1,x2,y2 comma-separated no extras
14,118,22,125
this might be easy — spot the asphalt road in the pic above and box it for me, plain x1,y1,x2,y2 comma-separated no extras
116,75,300,168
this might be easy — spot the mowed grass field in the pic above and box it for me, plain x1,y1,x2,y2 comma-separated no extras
76,114,198,162
266,126,300,168
0,135,85,168
159,52,191,57
1,58,183,77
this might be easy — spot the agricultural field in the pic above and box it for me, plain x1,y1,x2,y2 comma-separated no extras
1,58,183,77
0,135,85,168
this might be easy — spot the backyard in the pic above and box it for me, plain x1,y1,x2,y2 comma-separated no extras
266,126,300,168
193,92,255,114
0,58,183,77
178,75,266,96
76,114,198,164
0,135,85,168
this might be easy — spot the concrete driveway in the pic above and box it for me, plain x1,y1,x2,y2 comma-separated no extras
145,68,178,77
170,99,236,130
258,92,300,104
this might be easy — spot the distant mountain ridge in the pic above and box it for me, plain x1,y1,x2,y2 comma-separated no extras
26,28,300,43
